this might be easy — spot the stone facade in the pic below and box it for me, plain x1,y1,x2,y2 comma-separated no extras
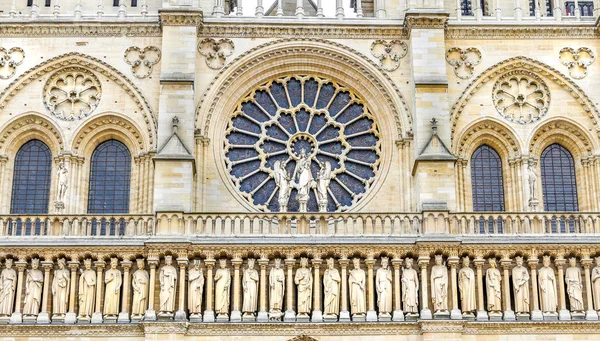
1,0,600,340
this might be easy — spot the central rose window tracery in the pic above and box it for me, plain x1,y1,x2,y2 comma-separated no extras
223,75,382,212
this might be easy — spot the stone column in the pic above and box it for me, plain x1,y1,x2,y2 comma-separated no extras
230,258,242,322
37,260,53,324
391,258,404,321
581,257,599,320
91,260,105,323
203,258,215,322
448,256,461,319
284,258,296,322
10,259,27,323
418,255,432,319
501,257,516,320
175,257,188,321
474,257,488,321
257,258,269,322
338,258,350,322
311,258,323,322
64,261,79,324
145,258,158,321
555,257,570,320
118,260,132,323
365,257,377,322
529,258,543,320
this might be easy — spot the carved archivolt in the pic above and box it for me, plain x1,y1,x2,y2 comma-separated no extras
43,67,101,121
559,47,595,79
0,113,64,155
198,38,234,70
0,52,157,149
446,47,481,79
0,47,24,79
124,46,161,79
492,71,550,124
370,40,407,72
71,114,148,155
450,56,600,142
528,118,594,156
454,119,521,159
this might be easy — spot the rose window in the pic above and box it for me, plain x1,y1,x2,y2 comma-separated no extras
492,72,550,124
44,67,101,121
224,75,382,212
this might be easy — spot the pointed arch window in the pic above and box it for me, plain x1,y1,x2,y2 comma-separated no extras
11,140,52,214
541,143,578,211
471,145,505,212
88,140,131,214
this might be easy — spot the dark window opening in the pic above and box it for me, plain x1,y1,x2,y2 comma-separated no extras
541,144,578,212
10,140,52,214
87,140,131,214
471,145,506,212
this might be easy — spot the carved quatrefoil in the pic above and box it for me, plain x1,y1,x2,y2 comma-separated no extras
124,46,161,79
370,40,408,72
559,47,595,79
446,47,482,79
0,47,25,79
198,38,235,70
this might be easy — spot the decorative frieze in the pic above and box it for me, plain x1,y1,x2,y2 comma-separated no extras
0,23,162,37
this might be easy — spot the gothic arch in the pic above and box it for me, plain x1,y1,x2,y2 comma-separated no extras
0,52,157,150
528,117,595,159
450,56,600,144
195,38,412,140
454,117,523,159
0,113,65,156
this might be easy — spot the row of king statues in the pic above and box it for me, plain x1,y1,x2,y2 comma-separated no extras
0,254,599,323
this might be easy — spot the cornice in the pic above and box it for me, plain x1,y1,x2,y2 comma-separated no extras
404,12,449,30
159,10,203,27
0,22,162,37
199,22,408,39
446,25,599,39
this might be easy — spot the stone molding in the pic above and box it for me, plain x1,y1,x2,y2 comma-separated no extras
454,118,521,158
0,22,162,37
159,10,203,27
404,13,449,30
0,52,157,150
0,113,65,155
446,26,599,40
71,113,149,155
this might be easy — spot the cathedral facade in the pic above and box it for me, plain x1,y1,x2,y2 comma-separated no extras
0,0,599,340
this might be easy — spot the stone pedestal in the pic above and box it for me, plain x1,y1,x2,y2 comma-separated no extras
462,312,475,321
144,309,157,321
174,310,187,322
241,313,255,322
405,313,419,321
103,315,117,324
488,311,503,321
586,309,599,321
323,314,338,322
157,311,173,321
216,313,230,322
117,312,130,324
36,312,50,324
64,312,77,324
311,310,323,322
189,313,203,323
531,309,543,321
257,311,268,322
230,310,242,322
516,312,530,321
476,310,489,321
0,316,10,325
378,312,392,322
77,316,91,324
366,310,377,322
559,309,571,320
544,312,559,321
339,310,351,322
203,310,215,322
22,315,36,324
296,313,310,323
503,309,516,321
91,312,103,324
571,311,585,321
283,310,296,322
433,310,450,320
450,308,462,320
420,308,432,320
131,315,144,323
392,310,404,321
9,312,22,324
352,314,366,322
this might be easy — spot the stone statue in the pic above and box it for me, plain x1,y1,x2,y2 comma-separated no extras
214,259,231,317
592,256,600,311
0,258,16,316
294,149,313,212
323,258,340,317
401,258,419,314
188,259,204,317
512,256,530,314
376,257,393,316
527,160,537,201
269,258,285,320
131,259,149,317
565,257,584,312
159,255,177,315
273,160,291,212
78,258,96,318
348,258,366,317
294,257,312,317
430,254,448,313
486,258,502,314
242,258,258,317
316,161,332,212
23,258,43,316
539,256,557,313
52,258,70,316
458,256,476,314
103,258,122,317
56,162,68,202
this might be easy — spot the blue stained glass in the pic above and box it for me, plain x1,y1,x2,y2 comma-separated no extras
345,117,374,135
295,109,311,132
265,125,288,141
254,90,278,116
288,78,302,107
329,180,353,207
316,125,340,142
232,116,261,134
304,78,319,107
315,154,340,171
316,83,335,109
231,160,260,178
278,113,297,135
227,132,259,145
11,140,52,214
319,141,343,155
328,92,351,116
88,140,131,214
265,154,289,171
345,161,375,178
347,150,378,164
261,140,286,154
226,148,258,162
292,139,314,156
471,145,505,212
336,104,364,124
253,178,277,206
337,173,366,194
309,114,327,135
347,135,379,147
241,102,270,122
270,82,289,108
240,172,269,194
541,144,578,212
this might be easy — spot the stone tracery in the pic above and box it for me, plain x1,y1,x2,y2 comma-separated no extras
492,71,550,124
44,67,101,121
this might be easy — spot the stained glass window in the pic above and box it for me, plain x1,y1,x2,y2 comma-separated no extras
541,143,578,212
471,145,505,212
87,140,131,214
11,140,52,214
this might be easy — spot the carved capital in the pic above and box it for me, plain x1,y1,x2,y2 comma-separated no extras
391,258,403,269
41,260,54,271
231,258,243,268
338,258,349,268
581,258,593,269
284,258,296,268
311,258,322,269
15,260,27,272
527,258,539,270
68,261,80,272
176,257,189,268
554,257,566,269
94,260,106,271
447,256,460,267
500,259,512,270
258,258,269,269
204,259,216,269
120,260,133,271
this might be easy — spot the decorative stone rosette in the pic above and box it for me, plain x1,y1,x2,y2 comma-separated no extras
492,71,550,124
43,67,101,121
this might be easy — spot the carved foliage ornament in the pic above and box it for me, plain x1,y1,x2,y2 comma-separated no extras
224,75,382,212
370,40,407,72
124,46,161,79
198,38,234,70
0,47,24,79
44,67,101,121
446,47,481,79
559,47,595,79
492,71,550,124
